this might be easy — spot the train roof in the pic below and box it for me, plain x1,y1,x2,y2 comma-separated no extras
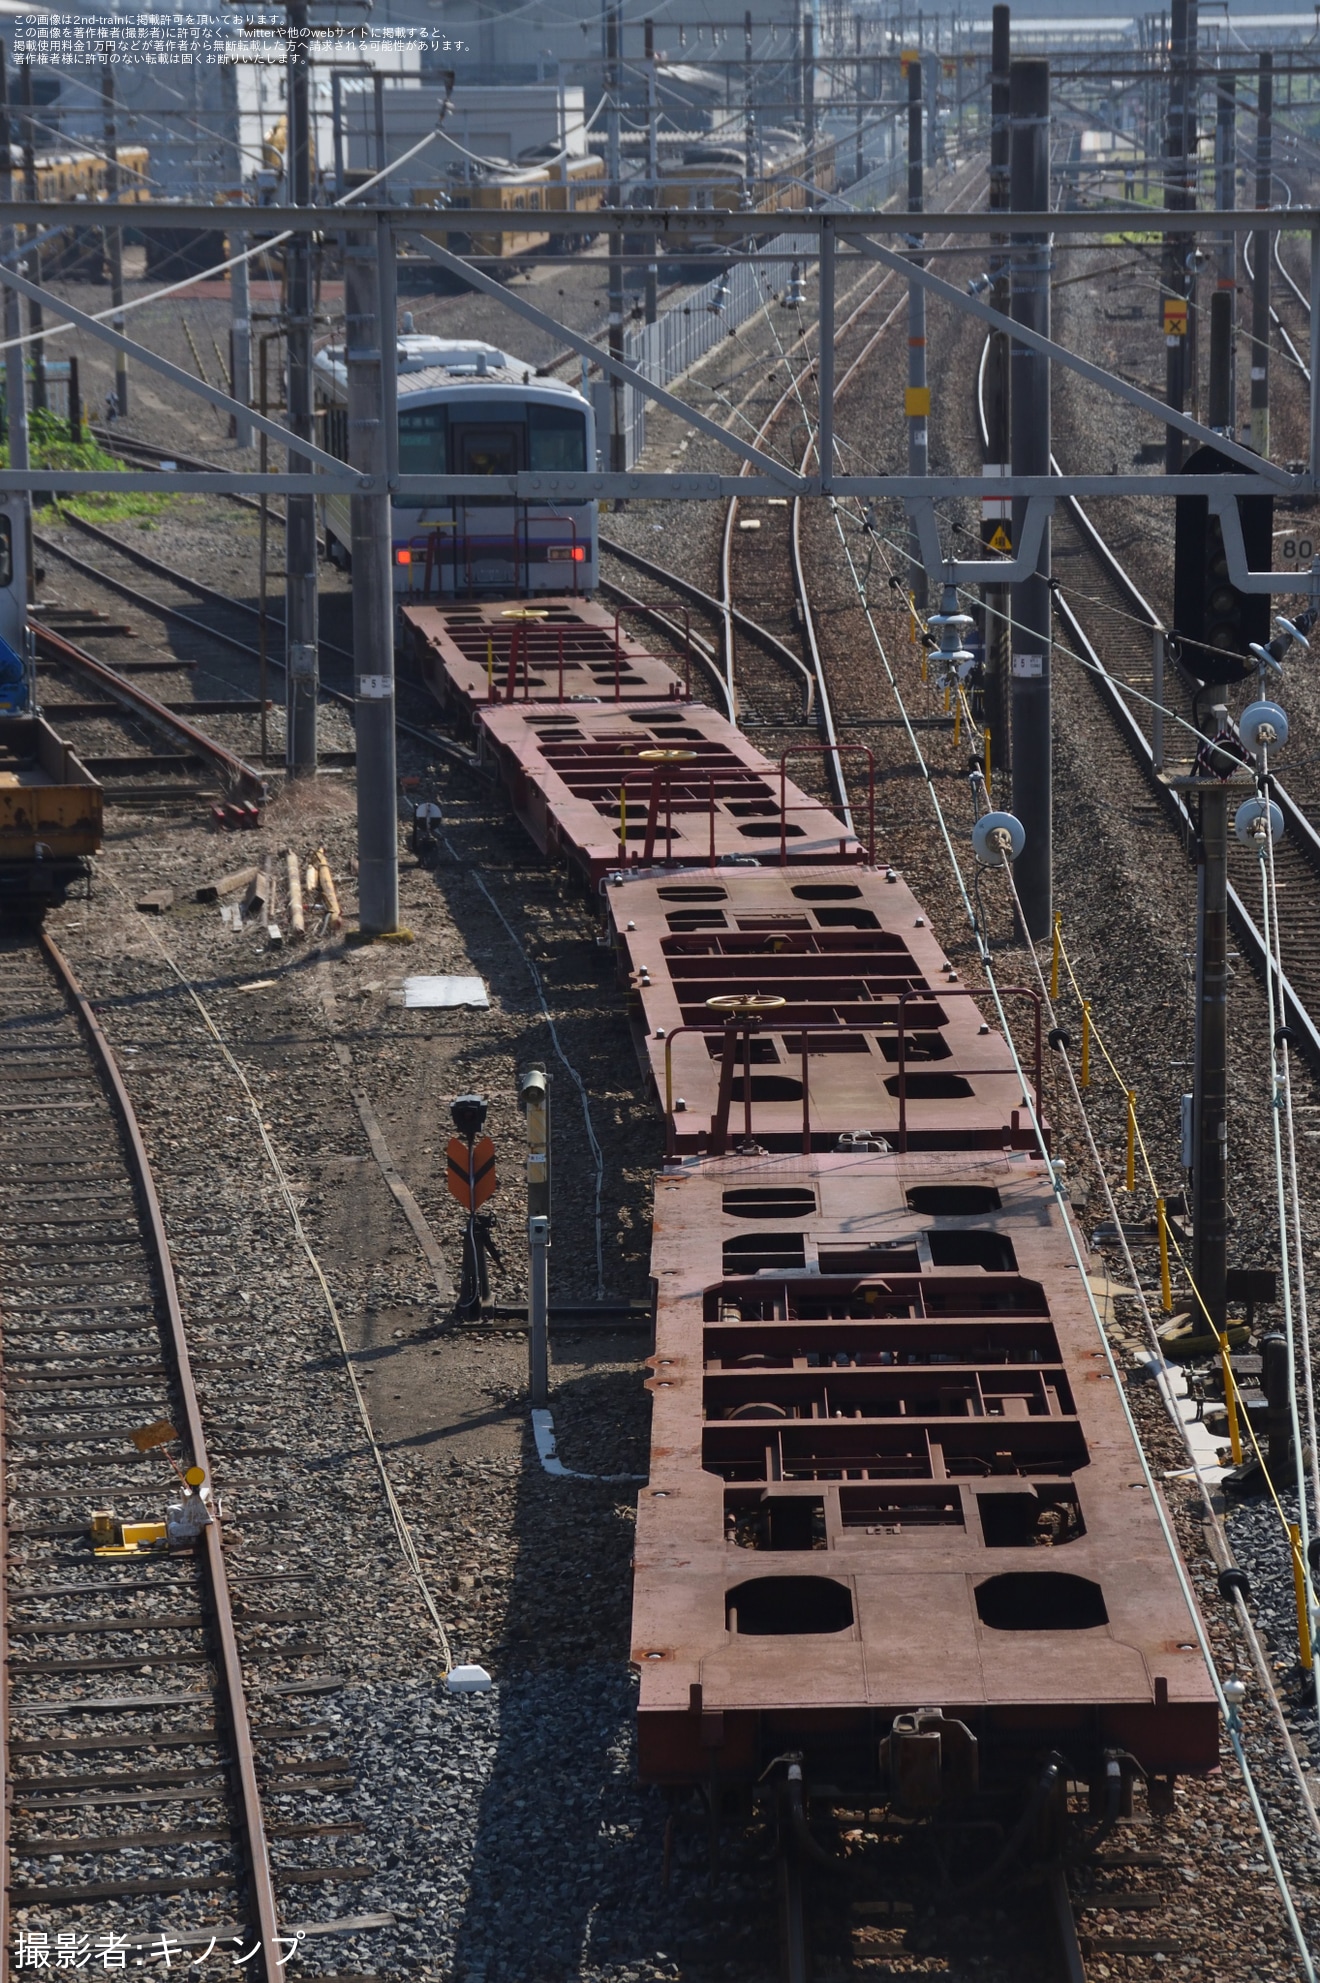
313,334,587,405
395,366,587,404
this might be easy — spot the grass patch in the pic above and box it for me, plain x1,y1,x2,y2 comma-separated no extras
1,408,175,523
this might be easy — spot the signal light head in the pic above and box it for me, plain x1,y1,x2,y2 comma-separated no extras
451,1093,488,1141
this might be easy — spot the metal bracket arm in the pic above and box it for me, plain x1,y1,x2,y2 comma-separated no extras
0,256,356,483
850,233,1294,489
402,229,809,493
1210,492,1320,595
909,493,1054,584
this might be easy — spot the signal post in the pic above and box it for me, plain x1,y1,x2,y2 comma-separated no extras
520,1067,551,1410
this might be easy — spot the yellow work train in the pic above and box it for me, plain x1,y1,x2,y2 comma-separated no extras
21,144,151,279
0,712,101,917
658,131,836,252
28,142,149,204
411,155,607,264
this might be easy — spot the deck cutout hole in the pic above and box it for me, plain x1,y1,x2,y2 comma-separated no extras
978,1488,1085,1548
877,1033,951,1063
884,1073,975,1100
740,822,805,838
840,1485,963,1529
787,1032,871,1055
906,1186,1004,1215
705,1036,780,1063
666,911,728,930
927,1231,1018,1273
722,1232,807,1273
818,1245,921,1275
975,1571,1107,1630
727,1575,854,1634
813,908,880,929
792,883,862,901
657,885,727,902
730,1073,803,1102
726,1492,827,1549
723,1186,816,1220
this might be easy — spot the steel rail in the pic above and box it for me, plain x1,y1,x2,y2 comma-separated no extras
39,512,352,667
33,521,476,766
36,931,283,1981
717,227,918,704
1047,453,1320,881
1052,581,1320,1068
89,428,270,517
718,159,989,826
1049,1868,1089,1983
975,334,1320,874
1243,232,1311,382
595,569,737,723
974,335,1320,1068
31,617,267,800
1274,229,1311,320
597,532,812,710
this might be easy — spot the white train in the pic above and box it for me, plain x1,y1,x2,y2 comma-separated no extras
313,334,597,597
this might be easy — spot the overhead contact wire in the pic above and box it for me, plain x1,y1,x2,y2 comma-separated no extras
824,499,1320,1960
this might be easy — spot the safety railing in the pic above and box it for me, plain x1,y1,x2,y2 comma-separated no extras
662,1011,900,1157
894,986,1043,1153
778,744,875,866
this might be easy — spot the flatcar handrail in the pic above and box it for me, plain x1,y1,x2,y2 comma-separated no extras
895,985,1043,1153
778,743,875,865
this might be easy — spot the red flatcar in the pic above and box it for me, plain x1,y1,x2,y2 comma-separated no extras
412,591,1219,1952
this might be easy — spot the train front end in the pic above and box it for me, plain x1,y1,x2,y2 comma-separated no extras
315,335,597,599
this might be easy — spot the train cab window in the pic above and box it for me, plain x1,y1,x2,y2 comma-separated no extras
528,406,587,472
398,405,447,476
457,426,521,475
0,515,12,591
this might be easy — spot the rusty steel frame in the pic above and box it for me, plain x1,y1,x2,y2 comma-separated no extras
478,701,863,881
33,621,267,801
37,933,282,1982
664,1020,885,1158
403,598,692,721
896,986,1043,1152
779,745,876,867
618,867,1036,1155
633,1149,1220,1788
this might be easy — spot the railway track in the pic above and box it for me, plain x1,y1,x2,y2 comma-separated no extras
31,510,475,772
0,932,324,1980
975,338,1320,1066
1242,230,1310,383
29,612,268,807
595,156,986,839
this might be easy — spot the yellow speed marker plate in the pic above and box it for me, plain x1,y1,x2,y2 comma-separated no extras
638,747,698,764
705,993,788,1014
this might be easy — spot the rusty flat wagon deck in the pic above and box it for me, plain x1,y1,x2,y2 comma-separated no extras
477,703,864,881
403,596,692,721
607,866,1042,1154
632,1148,1217,1791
